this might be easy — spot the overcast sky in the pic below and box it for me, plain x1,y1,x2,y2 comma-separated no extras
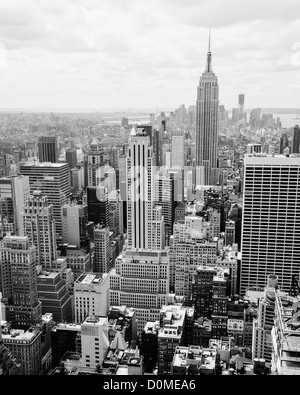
0,0,299,111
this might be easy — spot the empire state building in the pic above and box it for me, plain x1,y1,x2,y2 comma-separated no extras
195,37,219,186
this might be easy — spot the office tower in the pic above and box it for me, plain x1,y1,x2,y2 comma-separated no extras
192,267,217,319
271,292,300,375
207,208,221,241
211,273,229,339
241,154,300,295
23,191,57,270
118,154,127,231
110,249,170,332
225,220,236,246
195,36,219,186
108,189,124,237
0,236,42,329
153,129,162,168
154,172,175,247
171,131,185,168
0,175,30,236
249,108,262,128
64,248,91,281
19,162,71,238
74,273,110,324
38,136,58,163
87,138,105,187
121,117,129,128
61,202,94,250
170,217,218,298
150,113,156,127
238,93,245,119
37,271,73,323
292,125,300,154
93,225,111,274
227,295,245,347
87,185,109,228
66,148,77,169
81,315,109,369
2,325,42,375
51,322,81,369
126,127,164,251
279,133,290,154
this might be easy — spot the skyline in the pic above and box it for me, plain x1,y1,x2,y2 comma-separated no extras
0,0,299,110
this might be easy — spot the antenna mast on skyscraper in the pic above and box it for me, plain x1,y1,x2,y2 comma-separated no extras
208,27,211,53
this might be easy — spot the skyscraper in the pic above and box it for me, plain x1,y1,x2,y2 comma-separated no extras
87,138,105,187
171,131,185,169
0,175,30,236
38,136,58,163
292,125,300,154
23,191,57,270
241,154,300,295
0,236,42,329
195,34,219,186
66,148,78,169
238,93,245,120
87,185,109,228
19,162,71,238
61,202,94,250
126,127,164,251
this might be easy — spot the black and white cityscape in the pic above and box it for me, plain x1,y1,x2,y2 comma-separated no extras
0,0,300,378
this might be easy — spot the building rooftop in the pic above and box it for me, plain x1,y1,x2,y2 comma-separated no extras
21,161,69,168
172,346,216,372
76,272,107,285
2,328,38,342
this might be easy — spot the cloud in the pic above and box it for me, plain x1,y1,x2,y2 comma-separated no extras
0,0,299,109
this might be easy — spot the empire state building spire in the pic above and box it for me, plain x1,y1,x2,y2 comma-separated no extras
206,28,212,72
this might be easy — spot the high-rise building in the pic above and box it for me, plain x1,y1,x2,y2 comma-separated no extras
19,162,71,238
93,225,111,274
66,148,77,169
23,191,57,270
195,36,219,186
2,325,42,375
87,185,109,228
238,93,245,120
87,138,105,187
0,175,30,236
171,131,185,169
241,154,300,295
110,249,170,333
292,125,300,154
61,202,94,251
38,136,58,163
80,315,109,369
0,236,42,329
126,127,164,251
37,271,73,324
74,272,110,324
154,172,175,247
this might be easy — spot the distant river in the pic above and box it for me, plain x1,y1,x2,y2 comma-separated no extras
273,114,300,129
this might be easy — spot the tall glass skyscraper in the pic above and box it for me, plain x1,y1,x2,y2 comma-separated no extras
195,36,219,186
241,154,300,295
